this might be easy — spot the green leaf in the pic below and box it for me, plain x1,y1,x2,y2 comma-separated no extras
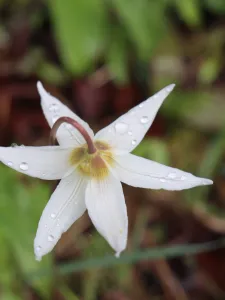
48,0,108,74
198,127,225,178
173,0,202,27
133,138,170,165
106,26,129,84
185,125,225,207
111,0,166,59
198,57,221,84
28,238,225,280
0,166,53,297
37,61,69,85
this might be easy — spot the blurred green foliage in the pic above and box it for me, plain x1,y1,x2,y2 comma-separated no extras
47,0,167,80
0,166,53,298
45,0,225,83
1,0,225,298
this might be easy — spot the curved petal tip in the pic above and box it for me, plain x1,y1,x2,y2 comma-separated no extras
202,179,213,185
115,251,121,258
35,254,42,262
166,83,176,92
37,81,47,97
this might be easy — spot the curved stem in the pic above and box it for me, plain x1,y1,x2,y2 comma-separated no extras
50,116,96,154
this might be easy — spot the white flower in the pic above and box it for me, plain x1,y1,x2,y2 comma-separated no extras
0,82,213,261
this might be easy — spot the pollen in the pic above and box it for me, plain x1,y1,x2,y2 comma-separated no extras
69,141,114,180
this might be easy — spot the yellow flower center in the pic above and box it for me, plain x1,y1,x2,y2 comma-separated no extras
69,141,114,180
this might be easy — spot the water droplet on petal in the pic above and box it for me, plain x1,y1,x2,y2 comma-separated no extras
140,116,149,124
115,122,128,134
48,235,54,242
11,143,18,147
168,172,176,179
181,176,186,180
52,115,59,123
51,213,56,219
7,161,13,167
131,139,137,145
139,103,144,108
49,103,59,112
128,131,133,136
19,162,28,171
36,246,42,252
160,178,166,182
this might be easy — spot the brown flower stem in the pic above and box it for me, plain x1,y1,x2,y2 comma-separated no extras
50,116,96,154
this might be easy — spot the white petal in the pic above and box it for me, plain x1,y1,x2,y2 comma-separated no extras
37,81,94,146
34,170,87,261
113,154,213,190
95,84,175,154
0,145,72,180
85,173,128,257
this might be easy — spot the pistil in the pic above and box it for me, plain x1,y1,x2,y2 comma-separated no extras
50,116,96,154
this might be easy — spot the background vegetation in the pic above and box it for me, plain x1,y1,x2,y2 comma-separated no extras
0,0,225,299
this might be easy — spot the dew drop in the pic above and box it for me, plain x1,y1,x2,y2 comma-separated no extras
11,143,18,147
49,103,59,112
19,162,28,171
52,115,59,123
115,122,128,134
139,103,144,108
51,213,56,219
36,246,41,252
7,161,13,167
128,131,133,136
160,178,166,182
181,176,186,181
140,116,149,124
48,235,54,242
168,172,176,179
131,139,137,145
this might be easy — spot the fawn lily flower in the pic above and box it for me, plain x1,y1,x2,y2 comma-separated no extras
0,82,213,261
